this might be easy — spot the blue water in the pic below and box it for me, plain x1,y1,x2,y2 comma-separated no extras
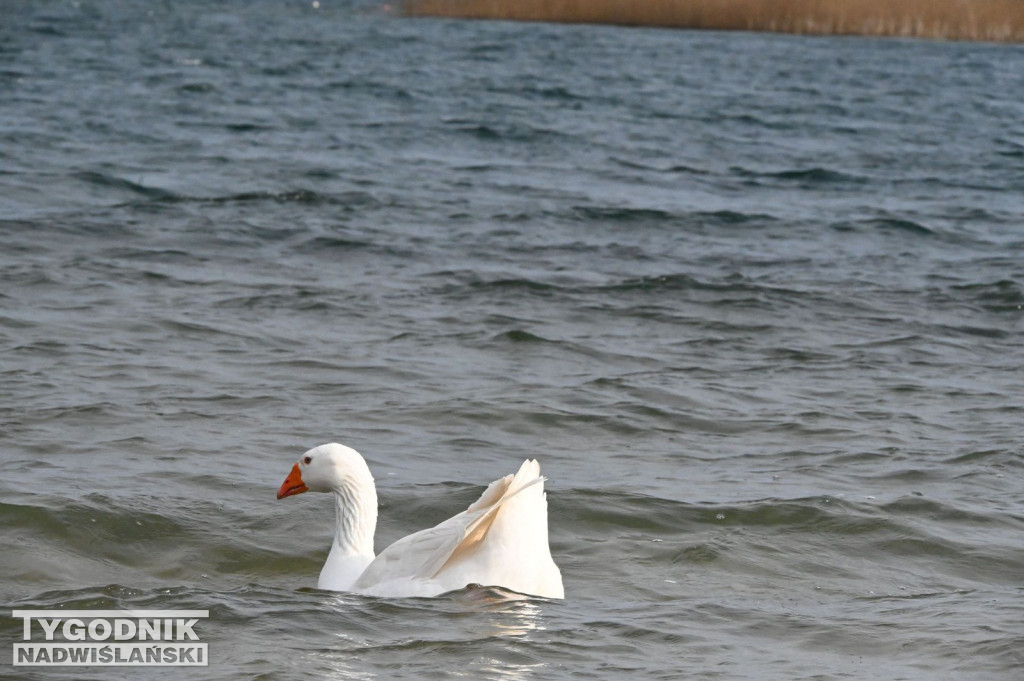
2,2,1023,679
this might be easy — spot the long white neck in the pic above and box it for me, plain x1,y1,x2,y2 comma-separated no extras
317,475,378,591
333,476,378,555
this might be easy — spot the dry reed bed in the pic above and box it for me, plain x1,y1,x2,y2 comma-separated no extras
402,0,1024,42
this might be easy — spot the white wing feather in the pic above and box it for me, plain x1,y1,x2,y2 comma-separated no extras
353,460,550,593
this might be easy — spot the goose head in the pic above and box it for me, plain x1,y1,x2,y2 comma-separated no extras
276,442,374,499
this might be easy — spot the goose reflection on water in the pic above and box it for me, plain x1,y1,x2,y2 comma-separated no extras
315,585,553,679
452,584,548,638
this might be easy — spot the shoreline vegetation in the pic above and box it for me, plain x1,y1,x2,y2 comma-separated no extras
401,0,1024,42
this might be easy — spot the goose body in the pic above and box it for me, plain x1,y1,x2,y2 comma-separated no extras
277,443,564,599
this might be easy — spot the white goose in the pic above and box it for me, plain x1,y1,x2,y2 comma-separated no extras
276,443,564,599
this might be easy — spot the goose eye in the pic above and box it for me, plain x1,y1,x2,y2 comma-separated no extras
303,456,312,465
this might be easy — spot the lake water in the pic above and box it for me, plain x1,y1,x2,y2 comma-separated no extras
2,1,1023,679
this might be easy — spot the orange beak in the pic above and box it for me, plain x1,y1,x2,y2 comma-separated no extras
276,463,309,499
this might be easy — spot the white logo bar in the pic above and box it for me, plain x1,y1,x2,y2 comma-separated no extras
12,610,209,618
